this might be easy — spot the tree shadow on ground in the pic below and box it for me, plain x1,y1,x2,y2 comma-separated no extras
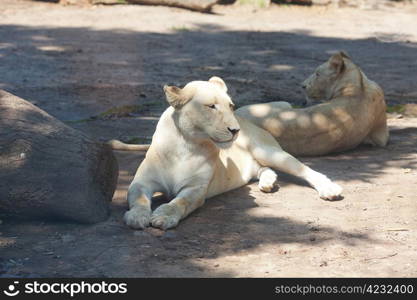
0,183,377,277
1,23,417,117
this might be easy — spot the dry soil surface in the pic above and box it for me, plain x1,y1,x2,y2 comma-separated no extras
0,0,417,277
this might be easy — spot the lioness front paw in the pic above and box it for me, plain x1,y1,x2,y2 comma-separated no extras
151,204,181,230
124,208,151,229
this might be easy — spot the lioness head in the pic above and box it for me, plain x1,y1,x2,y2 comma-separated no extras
302,51,362,105
163,77,240,145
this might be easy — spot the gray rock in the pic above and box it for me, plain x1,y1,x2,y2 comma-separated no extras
61,234,76,243
0,90,118,223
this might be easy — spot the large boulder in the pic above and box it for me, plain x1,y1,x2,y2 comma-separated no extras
0,90,118,223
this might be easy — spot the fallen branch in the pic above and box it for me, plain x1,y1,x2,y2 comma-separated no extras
363,253,398,261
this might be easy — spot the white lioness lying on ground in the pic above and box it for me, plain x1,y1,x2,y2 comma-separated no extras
124,77,342,230
236,52,389,156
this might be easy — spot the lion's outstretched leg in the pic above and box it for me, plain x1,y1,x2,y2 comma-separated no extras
124,181,153,229
251,144,342,200
258,167,278,193
236,101,292,120
151,186,207,230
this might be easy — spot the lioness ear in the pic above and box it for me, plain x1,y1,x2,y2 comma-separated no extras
329,52,345,74
209,76,228,92
339,50,350,59
163,85,190,109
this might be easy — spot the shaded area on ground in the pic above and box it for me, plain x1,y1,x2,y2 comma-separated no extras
1,24,417,124
1,120,417,277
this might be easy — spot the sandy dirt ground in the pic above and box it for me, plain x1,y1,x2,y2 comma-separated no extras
0,0,417,277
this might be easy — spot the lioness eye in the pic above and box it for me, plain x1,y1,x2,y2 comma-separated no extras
207,104,216,109
316,72,320,77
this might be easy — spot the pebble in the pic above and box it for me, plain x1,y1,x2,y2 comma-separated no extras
145,228,164,237
133,230,149,237
61,234,76,243
161,231,177,239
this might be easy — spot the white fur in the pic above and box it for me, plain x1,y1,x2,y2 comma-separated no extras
125,78,343,230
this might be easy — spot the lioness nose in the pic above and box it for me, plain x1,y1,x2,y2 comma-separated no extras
301,83,307,89
228,127,240,136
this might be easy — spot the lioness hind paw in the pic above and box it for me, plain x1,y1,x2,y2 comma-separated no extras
258,168,278,193
124,208,151,229
318,182,343,201
258,180,279,193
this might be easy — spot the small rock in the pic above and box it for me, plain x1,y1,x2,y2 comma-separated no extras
61,234,76,243
33,245,45,252
161,231,177,239
310,226,320,232
133,230,149,237
145,227,164,237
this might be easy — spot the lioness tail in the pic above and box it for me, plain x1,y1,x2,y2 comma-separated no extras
107,139,150,151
